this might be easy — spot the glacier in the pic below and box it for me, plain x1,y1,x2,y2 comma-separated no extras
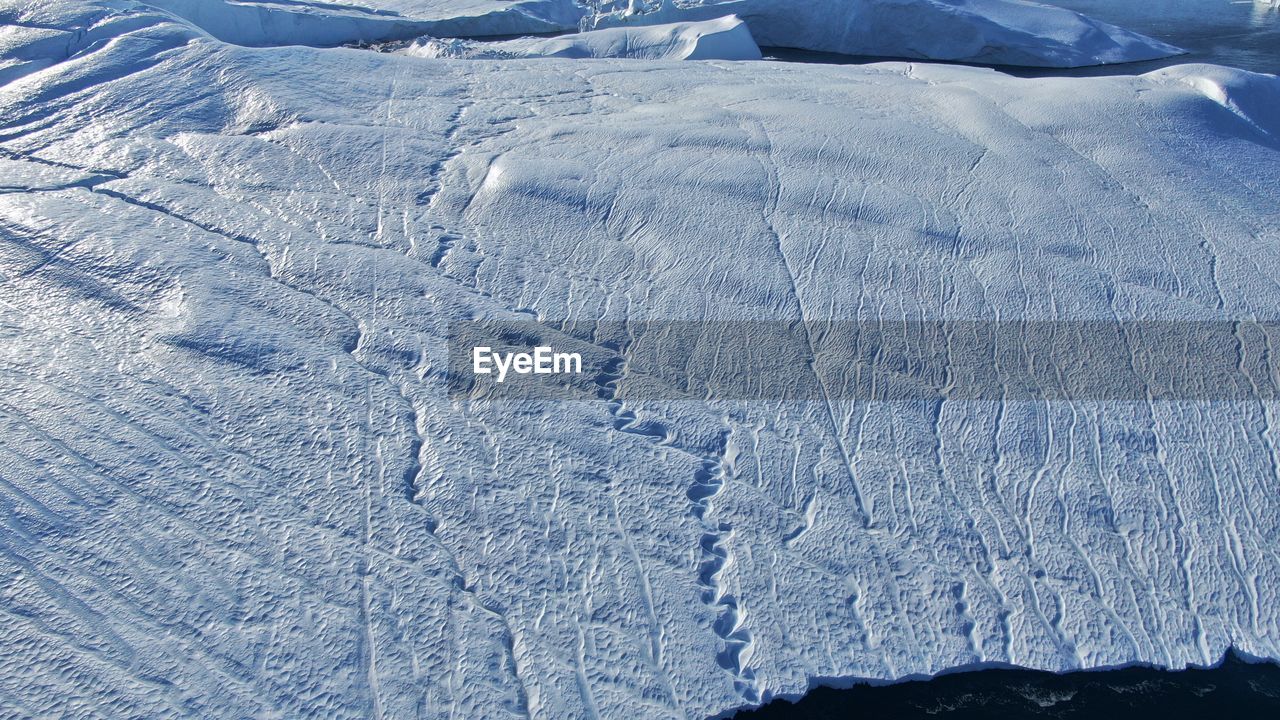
403,15,762,60
2,1,1280,719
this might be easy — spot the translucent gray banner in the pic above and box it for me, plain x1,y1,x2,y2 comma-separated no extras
446,320,1280,402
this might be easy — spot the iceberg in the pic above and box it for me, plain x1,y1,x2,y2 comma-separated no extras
40,0,1184,67
139,0,588,46
404,15,761,60
589,0,1186,67
1,2,1277,719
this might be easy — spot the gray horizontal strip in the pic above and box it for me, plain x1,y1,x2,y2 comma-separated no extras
447,320,1280,402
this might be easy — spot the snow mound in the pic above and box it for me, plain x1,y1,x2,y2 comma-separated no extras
1147,64,1280,140
589,0,1185,68
405,15,761,60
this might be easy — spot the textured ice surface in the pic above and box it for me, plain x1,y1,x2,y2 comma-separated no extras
588,0,1184,67
404,16,761,60
2,2,1280,719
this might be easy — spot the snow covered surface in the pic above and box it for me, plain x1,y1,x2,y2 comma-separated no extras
404,15,760,60
589,0,1185,67
2,1,1280,719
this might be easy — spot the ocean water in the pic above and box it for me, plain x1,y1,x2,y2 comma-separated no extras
733,652,1280,719
1040,0,1280,74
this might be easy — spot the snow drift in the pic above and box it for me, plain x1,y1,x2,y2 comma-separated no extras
404,15,761,60
1150,63,1280,140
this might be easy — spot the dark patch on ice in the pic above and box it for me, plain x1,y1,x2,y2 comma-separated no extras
761,1,1279,76
730,650,1280,719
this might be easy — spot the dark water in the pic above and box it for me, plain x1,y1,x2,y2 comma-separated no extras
766,1,1280,75
1042,0,1279,75
732,652,1280,720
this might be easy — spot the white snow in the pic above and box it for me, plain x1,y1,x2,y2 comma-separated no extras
2,2,1279,719
404,15,761,60
588,0,1185,67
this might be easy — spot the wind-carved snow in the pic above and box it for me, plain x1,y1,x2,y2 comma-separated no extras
404,15,761,60
2,2,1280,719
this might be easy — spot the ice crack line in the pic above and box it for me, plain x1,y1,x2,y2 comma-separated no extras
737,112,871,529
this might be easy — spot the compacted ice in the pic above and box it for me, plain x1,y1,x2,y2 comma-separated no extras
1,1,1278,719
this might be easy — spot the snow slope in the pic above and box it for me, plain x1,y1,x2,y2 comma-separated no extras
404,15,761,60
2,2,1279,719
589,0,1184,67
